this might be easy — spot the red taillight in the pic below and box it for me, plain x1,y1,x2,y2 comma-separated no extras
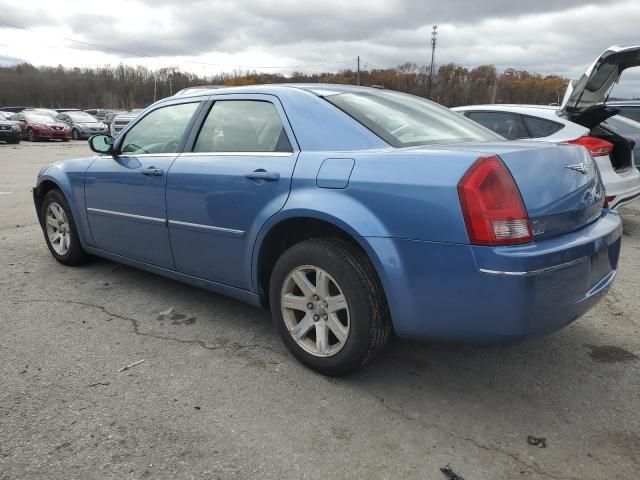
458,155,532,246
567,136,613,157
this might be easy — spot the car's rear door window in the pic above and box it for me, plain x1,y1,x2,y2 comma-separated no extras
466,111,529,140
193,100,292,153
120,102,200,155
522,115,564,138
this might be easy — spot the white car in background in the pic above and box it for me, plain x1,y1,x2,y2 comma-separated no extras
109,109,144,137
454,45,640,209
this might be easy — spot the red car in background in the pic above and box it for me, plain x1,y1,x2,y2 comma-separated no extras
9,112,72,142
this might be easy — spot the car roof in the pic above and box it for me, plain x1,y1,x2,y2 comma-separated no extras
606,100,640,106
168,83,384,99
452,104,570,120
453,104,558,111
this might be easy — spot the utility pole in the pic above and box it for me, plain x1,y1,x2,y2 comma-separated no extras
357,56,361,86
428,25,438,98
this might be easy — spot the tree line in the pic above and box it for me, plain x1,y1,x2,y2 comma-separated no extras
0,62,569,110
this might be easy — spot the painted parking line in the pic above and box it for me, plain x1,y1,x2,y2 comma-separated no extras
0,192,13,195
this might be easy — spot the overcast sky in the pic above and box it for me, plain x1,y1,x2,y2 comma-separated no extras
0,0,639,95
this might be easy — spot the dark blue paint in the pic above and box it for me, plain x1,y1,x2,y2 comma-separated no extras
35,84,623,344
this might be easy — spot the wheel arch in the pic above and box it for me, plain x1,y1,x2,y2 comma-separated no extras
34,173,93,246
252,211,395,314
33,178,64,221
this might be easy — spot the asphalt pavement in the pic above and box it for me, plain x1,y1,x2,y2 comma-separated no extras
1,141,639,480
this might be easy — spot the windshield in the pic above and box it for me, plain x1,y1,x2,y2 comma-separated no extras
324,90,501,147
25,114,58,124
68,113,98,122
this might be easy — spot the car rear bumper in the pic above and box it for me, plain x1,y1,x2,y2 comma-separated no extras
367,210,622,343
595,156,640,208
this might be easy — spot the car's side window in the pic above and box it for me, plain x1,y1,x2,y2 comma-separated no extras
120,102,199,155
522,116,564,138
193,100,292,153
467,111,530,140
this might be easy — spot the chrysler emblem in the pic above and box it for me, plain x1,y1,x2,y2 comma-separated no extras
565,162,591,175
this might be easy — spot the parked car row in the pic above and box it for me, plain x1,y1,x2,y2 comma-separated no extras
0,107,143,143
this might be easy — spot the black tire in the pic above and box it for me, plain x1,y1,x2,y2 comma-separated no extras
72,129,80,140
26,128,36,142
269,238,391,376
39,189,89,266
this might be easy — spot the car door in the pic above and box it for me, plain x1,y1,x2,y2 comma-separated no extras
166,95,299,289
85,101,202,269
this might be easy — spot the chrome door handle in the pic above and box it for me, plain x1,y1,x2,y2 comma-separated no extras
244,169,280,182
142,167,164,176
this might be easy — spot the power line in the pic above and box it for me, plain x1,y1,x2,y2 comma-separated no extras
0,20,354,70
362,60,383,70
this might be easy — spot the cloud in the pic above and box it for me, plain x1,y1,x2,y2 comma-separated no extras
0,0,637,85
0,55,25,66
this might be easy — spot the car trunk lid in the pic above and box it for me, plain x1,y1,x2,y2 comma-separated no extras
560,45,640,115
498,143,605,240
420,141,606,240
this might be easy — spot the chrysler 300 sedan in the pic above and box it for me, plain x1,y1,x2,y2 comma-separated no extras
33,85,622,375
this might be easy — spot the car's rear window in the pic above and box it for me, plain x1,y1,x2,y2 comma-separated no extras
324,90,501,147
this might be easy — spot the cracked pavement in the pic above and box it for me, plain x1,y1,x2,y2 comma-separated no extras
1,142,639,480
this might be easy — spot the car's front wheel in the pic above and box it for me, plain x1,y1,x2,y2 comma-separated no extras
269,238,391,376
72,129,80,140
39,189,88,266
26,128,36,142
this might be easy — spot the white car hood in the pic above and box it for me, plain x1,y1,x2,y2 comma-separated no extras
561,45,640,113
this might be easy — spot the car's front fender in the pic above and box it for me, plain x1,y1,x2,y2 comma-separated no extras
34,160,95,246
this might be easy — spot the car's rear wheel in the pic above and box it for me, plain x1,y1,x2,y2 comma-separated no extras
72,129,80,140
269,238,391,376
39,189,88,266
26,128,36,142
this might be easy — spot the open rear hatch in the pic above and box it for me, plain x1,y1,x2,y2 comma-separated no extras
560,45,640,172
498,144,605,240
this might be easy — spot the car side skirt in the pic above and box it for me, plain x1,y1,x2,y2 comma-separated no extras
83,245,263,308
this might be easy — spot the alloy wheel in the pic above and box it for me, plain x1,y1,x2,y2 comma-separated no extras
45,202,71,256
281,265,350,357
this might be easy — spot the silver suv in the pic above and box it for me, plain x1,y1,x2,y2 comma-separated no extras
110,110,143,137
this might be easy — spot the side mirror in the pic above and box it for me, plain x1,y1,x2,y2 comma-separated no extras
88,134,115,155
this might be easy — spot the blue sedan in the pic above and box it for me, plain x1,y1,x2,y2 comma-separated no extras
33,85,622,375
